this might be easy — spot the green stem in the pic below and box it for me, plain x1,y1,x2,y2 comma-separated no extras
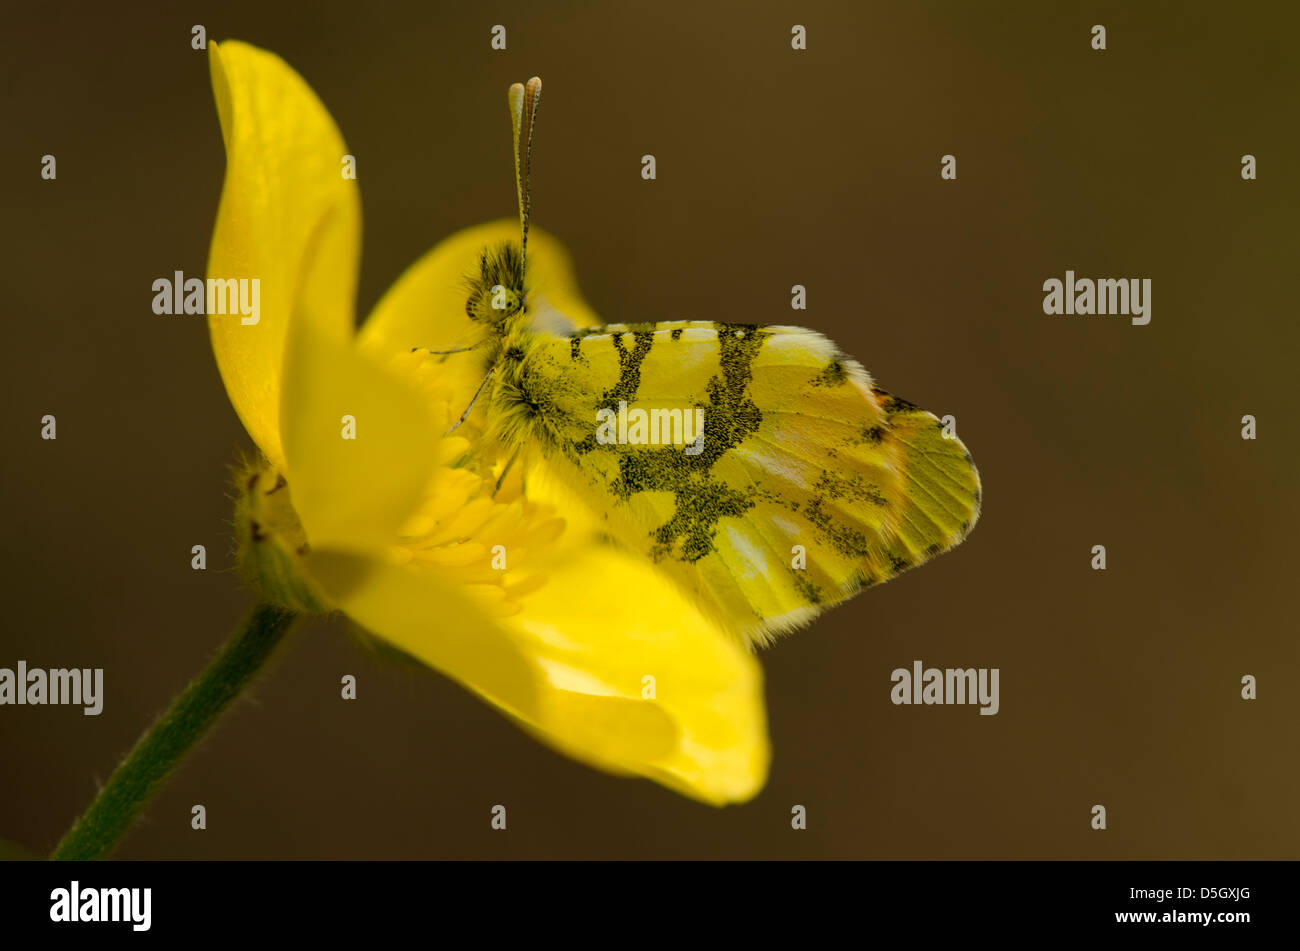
51,603,297,860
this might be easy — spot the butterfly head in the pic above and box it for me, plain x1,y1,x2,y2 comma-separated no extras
464,241,527,327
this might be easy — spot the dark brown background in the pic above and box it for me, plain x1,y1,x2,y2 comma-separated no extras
2,0,1296,859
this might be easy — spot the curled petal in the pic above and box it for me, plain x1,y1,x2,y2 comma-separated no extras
207,40,362,470
280,323,440,553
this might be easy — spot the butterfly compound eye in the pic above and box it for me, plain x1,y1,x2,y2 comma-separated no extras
466,282,524,324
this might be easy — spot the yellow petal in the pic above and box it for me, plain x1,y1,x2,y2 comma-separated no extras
305,550,541,711
357,221,603,406
307,550,674,766
280,322,439,552
207,40,362,471
309,534,769,805
511,540,771,804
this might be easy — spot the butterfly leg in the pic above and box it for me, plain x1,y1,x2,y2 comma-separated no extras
446,367,496,436
411,346,477,355
492,446,522,498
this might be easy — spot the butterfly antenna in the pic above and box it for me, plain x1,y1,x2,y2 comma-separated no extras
508,76,542,276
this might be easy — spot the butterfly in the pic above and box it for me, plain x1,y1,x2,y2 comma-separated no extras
421,77,981,647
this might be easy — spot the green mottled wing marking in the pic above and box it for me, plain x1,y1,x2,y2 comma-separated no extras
495,320,981,646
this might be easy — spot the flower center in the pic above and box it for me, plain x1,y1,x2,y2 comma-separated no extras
384,349,565,617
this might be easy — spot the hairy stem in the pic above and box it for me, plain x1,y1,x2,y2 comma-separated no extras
51,603,297,860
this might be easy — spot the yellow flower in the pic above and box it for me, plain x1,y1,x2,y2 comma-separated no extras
205,40,769,804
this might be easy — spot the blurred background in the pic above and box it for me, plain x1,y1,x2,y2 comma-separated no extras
2,0,1297,858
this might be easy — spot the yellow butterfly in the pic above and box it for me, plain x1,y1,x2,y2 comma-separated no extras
423,77,981,647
